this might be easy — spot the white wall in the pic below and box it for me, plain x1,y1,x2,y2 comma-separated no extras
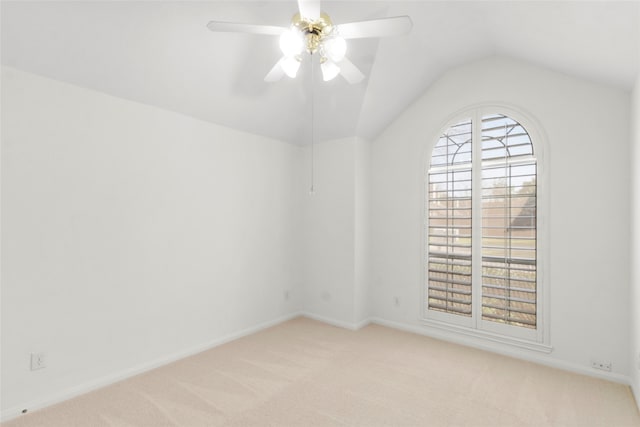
631,72,640,406
300,138,355,325
354,138,371,324
300,137,370,328
1,67,303,418
631,5,640,407
371,57,632,380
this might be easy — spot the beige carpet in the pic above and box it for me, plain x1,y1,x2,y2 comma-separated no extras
4,317,639,427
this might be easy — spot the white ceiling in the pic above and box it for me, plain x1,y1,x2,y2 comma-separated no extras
2,1,639,144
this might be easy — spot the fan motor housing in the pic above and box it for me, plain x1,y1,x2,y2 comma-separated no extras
292,12,333,54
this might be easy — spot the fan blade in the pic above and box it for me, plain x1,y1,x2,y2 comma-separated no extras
338,57,365,84
264,59,285,82
336,16,413,39
207,21,286,36
297,0,321,20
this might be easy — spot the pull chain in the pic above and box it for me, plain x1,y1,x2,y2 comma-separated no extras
309,53,315,195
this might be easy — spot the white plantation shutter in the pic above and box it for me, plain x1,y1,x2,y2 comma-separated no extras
481,115,537,329
426,113,538,337
427,119,473,316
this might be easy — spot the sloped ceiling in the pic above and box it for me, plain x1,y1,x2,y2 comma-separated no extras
2,1,639,144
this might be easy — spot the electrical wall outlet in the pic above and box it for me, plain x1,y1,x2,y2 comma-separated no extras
30,352,46,371
591,359,611,372
284,290,290,301
394,297,400,307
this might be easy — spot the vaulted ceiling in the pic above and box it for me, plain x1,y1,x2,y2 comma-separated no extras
2,1,639,144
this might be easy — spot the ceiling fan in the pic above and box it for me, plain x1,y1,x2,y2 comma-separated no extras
207,0,412,84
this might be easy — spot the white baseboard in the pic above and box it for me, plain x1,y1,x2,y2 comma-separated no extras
0,311,303,423
302,312,370,331
370,316,632,386
353,317,372,330
633,382,640,413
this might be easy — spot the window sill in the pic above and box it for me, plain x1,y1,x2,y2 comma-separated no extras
420,318,553,354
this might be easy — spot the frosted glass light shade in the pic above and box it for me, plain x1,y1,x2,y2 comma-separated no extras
322,36,346,62
321,60,340,81
279,29,304,57
280,56,301,78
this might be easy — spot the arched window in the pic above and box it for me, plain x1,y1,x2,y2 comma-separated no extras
426,112,541,343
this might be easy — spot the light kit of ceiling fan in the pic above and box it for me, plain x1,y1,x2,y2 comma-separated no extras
207,0,412,84
278,12,347,80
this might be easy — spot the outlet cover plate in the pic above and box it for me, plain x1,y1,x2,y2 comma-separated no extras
591,359,611,372
30,352,46,370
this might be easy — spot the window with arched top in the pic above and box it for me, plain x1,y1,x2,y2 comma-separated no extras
426,111,542,343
